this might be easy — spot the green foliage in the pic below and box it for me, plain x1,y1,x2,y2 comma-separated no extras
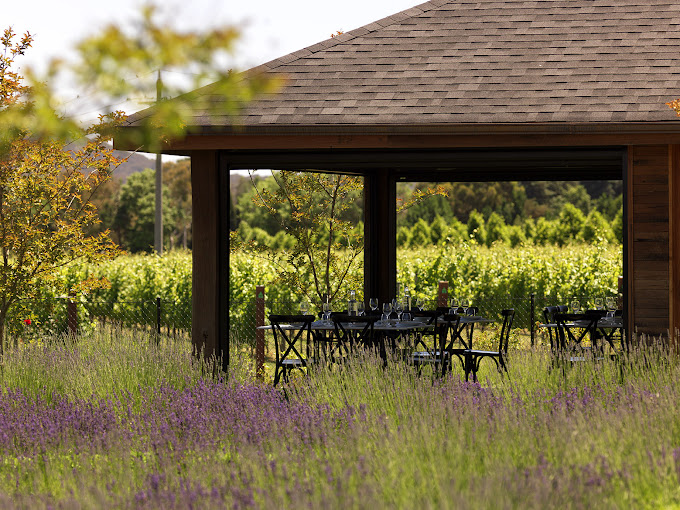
0,30,120,349
113,168,174,252
396,243,622,328
507,224,526,248
533,217,556,245
555,203,586,244
233,171,364,304
581,209,613,243
467,210,487,245
409,218,431,247
612,207,624,243
485,212,508,246
429,215,448,244
397,226,411,248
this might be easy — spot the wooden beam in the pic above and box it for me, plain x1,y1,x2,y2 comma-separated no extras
191,151,228,368
364,170,396,305
146,131,680,154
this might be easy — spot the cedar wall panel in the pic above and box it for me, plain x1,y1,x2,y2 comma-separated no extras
670,145,680,342
629,145,669,336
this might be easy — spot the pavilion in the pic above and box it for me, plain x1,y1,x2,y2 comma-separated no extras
115,0,680,365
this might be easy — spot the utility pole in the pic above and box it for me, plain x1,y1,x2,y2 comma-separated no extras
155,69,163,255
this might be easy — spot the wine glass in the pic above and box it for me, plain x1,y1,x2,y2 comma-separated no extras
594,297,604,311
382,302,392,323
449,297,458,314
461,296,470,315
369,298,379,312
394,299,403,323
299,299,309,315
605,296,616,317
415,298,424,311
357,301,365,316
570,299,581,314
322,301,332,322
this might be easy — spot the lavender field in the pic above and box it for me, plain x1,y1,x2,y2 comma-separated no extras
0,330,678,508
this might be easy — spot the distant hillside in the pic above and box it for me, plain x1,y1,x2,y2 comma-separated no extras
110,151,156,182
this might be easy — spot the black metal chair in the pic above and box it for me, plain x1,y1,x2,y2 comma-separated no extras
409,310,440,373
411,313,462,376
331,314,378,359
269,314,316,386
542,305,560,353
463,308,515,382
553,310,606,363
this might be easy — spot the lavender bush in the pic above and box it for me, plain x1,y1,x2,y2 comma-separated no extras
0,329,678,508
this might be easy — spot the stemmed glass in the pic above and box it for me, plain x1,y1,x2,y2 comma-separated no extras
322,301,332,323
382,302,392,323
299,299,309,315
357,301,365,316
605,296,616,317
449,297,458,314
570,299,581,314
369,298,379,313
461,296,470,315
394,299,403,324
594,297,604,311
415,298,424,311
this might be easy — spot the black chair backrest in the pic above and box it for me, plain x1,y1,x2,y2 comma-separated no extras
498,309,515,355
411,310,438,350
331,314,378,350
543,306,558,323
268,314,315,363
553,312,601,350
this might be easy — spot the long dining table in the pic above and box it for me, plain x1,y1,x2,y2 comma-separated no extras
258,309,499,382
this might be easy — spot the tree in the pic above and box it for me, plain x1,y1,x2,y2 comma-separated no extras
555,203,586,244
409,218,432,247
485,212,508,246
581,210,613,243
0,5,276,348
467,210,487,245
235,171,364,306
0,30,120,348
164,158,192,249
114,168,174,252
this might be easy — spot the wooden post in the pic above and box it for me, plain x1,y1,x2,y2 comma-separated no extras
67,293,77,337
438,281,449,308
255,285,265,380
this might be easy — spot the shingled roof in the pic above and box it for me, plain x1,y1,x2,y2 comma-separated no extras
136,0,680,131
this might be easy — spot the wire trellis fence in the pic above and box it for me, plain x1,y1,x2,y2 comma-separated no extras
227,292,613,350
6,297,192,342
6,292,612,350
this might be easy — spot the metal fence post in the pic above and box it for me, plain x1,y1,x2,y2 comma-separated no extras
156,297,162,342
530,293,535,347
255,286,265,381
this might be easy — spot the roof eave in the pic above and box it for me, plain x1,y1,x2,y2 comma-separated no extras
114,121,680,154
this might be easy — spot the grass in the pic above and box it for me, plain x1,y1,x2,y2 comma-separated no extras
0,327,678,508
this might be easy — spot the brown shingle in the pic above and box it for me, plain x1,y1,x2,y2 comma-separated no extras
131,0,680,127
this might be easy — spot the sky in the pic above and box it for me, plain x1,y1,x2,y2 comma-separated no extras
6,0,420,110
5,0,421,167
